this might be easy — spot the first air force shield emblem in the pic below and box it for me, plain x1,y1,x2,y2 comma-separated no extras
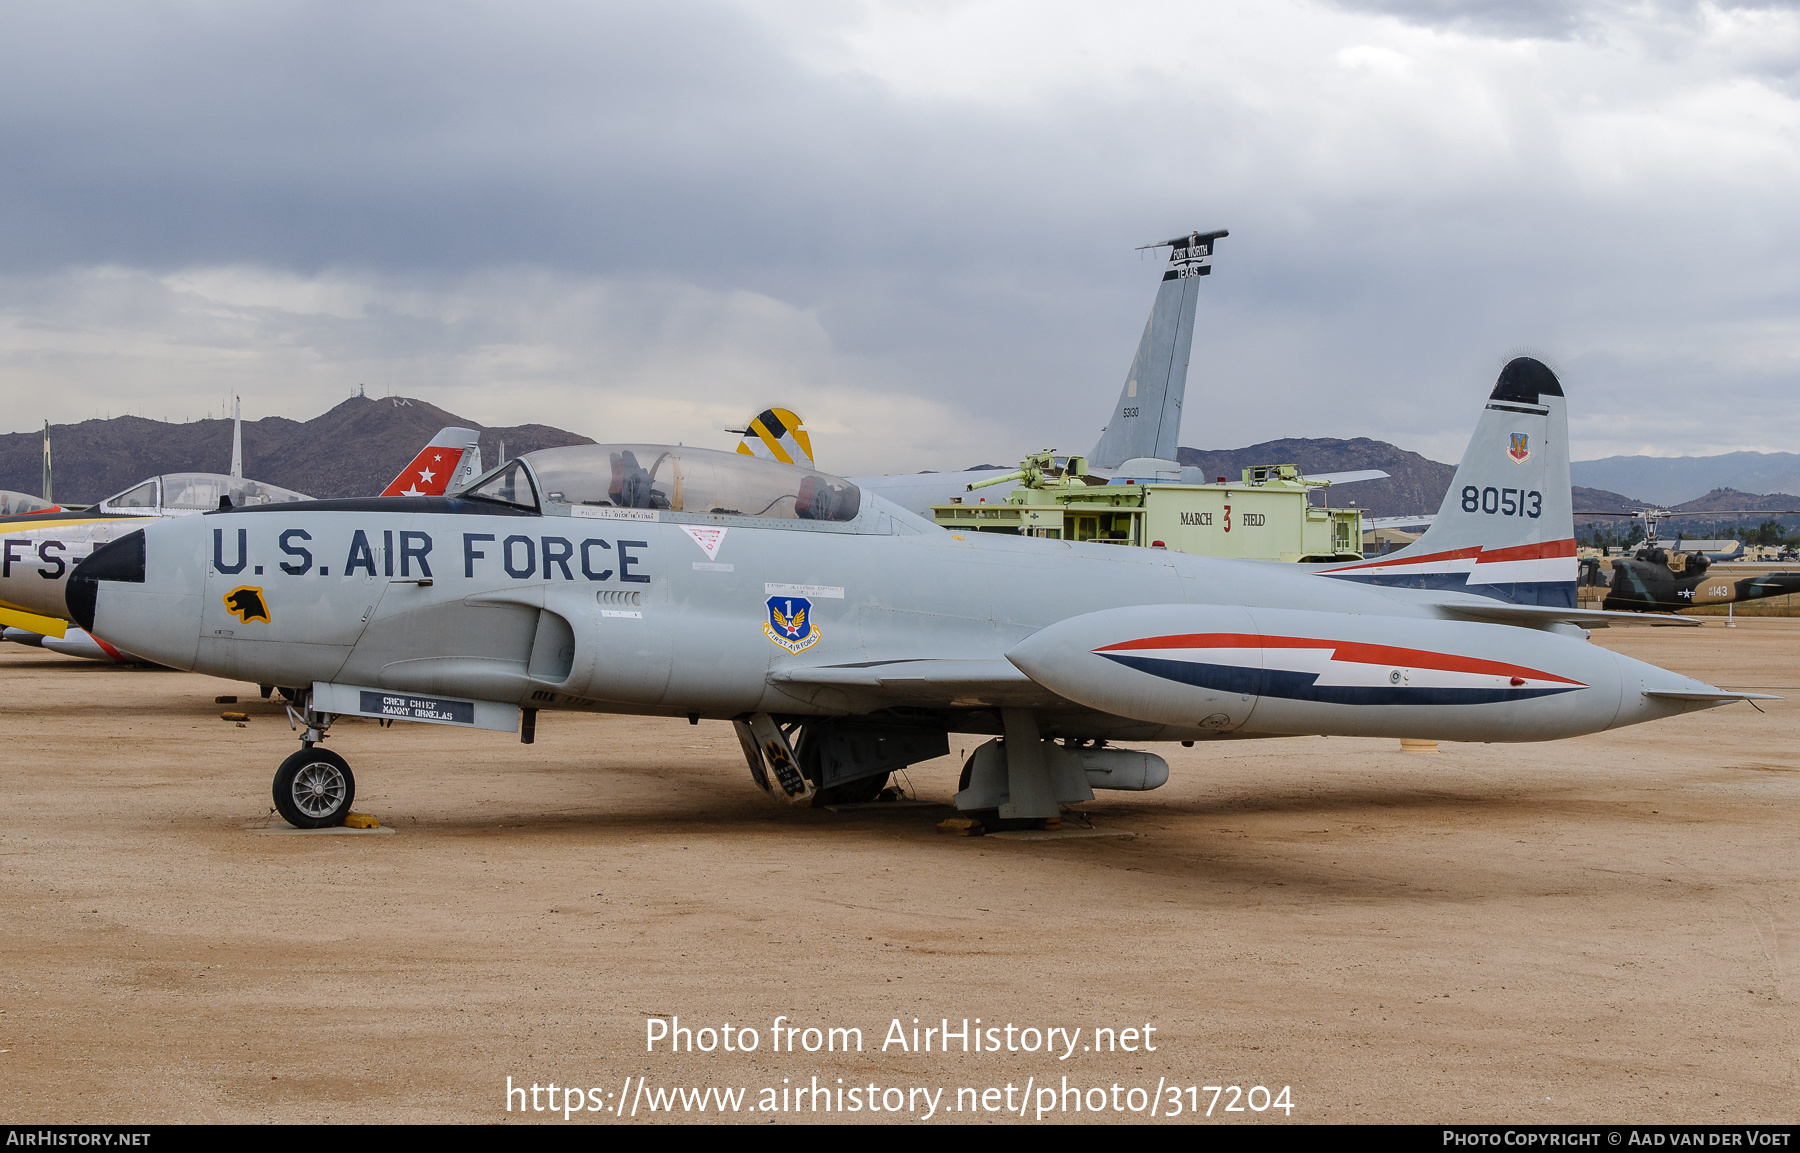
1508,432,1531,464
764,595,820,654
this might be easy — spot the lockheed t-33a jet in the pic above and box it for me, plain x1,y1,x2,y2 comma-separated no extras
66,358,1772,831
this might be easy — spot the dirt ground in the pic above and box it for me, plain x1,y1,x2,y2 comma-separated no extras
2,620,1797,1125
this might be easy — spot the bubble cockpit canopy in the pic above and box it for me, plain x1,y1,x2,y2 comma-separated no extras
458,444,863,523
0,490,58,516
98,473,313,516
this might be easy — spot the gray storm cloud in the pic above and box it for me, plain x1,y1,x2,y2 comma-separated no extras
1,0,1798,472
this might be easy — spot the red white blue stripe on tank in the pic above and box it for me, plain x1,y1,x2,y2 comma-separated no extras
1094,633,1585,706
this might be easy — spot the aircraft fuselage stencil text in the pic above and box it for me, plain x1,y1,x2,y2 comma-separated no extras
360,691,475,723
1460,487,1543,518
250,528,653,582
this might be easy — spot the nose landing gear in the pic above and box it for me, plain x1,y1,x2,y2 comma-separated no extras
273,690,354,828
273,747,356,829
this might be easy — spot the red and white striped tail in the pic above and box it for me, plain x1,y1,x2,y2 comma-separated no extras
380,427,482,497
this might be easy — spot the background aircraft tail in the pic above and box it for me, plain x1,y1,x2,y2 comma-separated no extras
1314,357,1576,607
1088,229,1227,469
734,407,814,470
381,427,482,496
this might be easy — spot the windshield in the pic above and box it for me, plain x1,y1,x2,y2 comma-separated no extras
105,479,159,509
489,444,862,522
461,459,540,511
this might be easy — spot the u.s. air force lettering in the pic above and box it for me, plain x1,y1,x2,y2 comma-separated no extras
224,528,655,582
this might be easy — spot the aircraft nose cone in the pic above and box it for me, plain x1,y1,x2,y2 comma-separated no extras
66,521,205,671
66,530,146,631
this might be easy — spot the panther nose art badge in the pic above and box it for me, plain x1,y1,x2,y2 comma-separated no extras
224,586,271,624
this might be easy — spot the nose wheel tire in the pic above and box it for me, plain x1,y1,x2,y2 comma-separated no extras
273,748,356,829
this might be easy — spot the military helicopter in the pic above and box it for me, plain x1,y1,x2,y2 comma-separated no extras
1579,507,1800,612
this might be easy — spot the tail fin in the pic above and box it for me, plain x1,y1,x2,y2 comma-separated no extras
1316,357,1575,607
380,427,482,497
230,396,242,479
1088,229,1227,469
734,407,814,469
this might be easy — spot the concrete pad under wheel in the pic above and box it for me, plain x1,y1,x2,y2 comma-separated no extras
822,800,948,813
245,824,397,835
987,827,1139,841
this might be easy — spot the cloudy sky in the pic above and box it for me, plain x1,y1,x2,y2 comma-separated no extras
2,0,1798,473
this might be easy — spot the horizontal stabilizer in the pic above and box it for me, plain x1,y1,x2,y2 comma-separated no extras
1433,601,1700,629
1308,469,1388,486
1367,515,1434,530
1644,689,1781,702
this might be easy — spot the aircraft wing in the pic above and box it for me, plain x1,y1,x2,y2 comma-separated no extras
1308,469,1388,486
1430,600,1700,629
1366,514,1435,530
771,659,1064,708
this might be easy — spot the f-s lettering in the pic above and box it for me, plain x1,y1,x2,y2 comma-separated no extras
36,540,65,580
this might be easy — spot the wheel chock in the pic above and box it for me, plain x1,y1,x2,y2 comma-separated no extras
343,812,381,829
221,711,249,722
1399,739,1440,754
937,817,985,836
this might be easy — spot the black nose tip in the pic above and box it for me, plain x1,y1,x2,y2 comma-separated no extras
66,529,145,632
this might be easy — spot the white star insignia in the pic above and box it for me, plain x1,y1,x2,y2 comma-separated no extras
401,485,424,497
419,468,435,484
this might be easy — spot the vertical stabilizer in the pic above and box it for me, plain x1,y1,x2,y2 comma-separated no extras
734,407,815,470
1315,357,1576,607
230,397,243,479
382,427,484,497
1088,229,1226,469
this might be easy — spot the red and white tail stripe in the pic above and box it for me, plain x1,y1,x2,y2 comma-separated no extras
1318,538,1576,587
381,427,482,497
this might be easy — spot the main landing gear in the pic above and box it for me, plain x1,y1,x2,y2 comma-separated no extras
274,690,355,828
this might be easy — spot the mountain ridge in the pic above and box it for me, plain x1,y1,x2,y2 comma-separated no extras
1571,451,1800,506
2,397,594,503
